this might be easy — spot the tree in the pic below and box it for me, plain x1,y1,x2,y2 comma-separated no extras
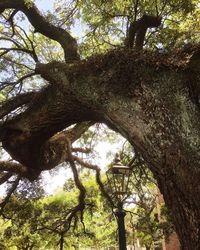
0,0,200,248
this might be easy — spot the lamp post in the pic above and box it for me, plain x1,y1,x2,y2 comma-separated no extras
106,158,131,250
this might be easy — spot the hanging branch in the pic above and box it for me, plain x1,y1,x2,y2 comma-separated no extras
62,139,86,232
71,154,115,207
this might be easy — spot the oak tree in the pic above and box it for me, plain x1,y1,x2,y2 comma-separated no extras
0,0,200,249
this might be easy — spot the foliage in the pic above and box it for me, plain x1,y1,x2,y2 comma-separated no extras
0,168,173,249
0,174,117,249
64,0,199,55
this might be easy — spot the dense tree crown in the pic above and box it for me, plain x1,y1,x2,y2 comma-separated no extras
0,0,200,249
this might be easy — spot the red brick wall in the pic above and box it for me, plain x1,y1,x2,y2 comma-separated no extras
165,232,180,250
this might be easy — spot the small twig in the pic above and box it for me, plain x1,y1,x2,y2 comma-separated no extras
0,47,36,57
0,72,37,91
72,147,91,154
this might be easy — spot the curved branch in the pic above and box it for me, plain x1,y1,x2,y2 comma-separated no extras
62,139,86,232
0,23,38,62
0,47,34,56
71,155,115,207
0,0,79,61
135,15,161,50
126,15,162,49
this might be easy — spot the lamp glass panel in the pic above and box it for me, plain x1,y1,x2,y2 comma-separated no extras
106,165,131,200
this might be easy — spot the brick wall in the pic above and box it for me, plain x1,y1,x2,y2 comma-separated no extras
165,232,180,250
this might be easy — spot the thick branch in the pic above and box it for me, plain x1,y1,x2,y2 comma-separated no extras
0,161,39,180
0,172,12,185
40,121,94,171
0,49,198,174
0,0,79,61
126,15,161,49
135,15,161,50
0,92,36,119
0,161,28,175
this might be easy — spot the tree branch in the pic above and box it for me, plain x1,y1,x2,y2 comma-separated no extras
0,161,28,176
0,47,34,56
0,92,36,119
0,44,38,62
62,139,86,232
135,15,162,50
0,161,39,180
72,147,91,154
0,0,79,61
0,72,37,91
126,14,162,49
0,172,12,185
71,155,115,207
40,122,94,171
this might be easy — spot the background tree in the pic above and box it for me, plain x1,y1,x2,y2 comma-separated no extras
0,169,173,249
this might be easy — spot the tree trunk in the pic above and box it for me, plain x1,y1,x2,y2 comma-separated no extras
1,50,200,249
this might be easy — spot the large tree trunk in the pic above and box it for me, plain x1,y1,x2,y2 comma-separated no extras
0,50,200,249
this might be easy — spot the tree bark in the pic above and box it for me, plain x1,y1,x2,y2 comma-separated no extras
0,49,200,248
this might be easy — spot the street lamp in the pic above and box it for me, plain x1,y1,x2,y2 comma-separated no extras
106,157,131,250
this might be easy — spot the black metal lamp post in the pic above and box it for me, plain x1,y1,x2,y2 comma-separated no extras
106,158,131,250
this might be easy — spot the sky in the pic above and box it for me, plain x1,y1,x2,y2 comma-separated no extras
35,0,54,11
